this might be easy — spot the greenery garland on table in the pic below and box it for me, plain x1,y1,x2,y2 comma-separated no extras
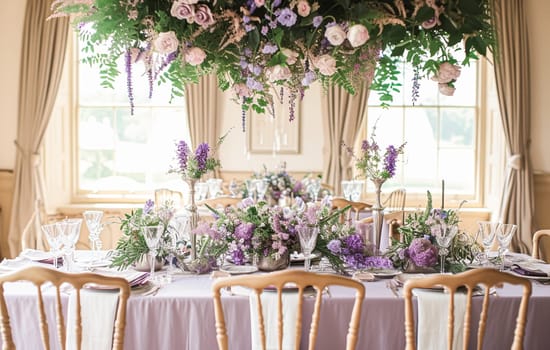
50,0,496,122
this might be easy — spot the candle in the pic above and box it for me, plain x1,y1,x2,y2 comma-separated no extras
441,179,445,209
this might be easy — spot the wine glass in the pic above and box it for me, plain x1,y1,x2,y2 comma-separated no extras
61,218,82,271
229,179,240,197
297,225,319,271
496,223,517,271
83,210,104,262
207,178,223,198
434,224,458,273
341,180,353,200
143,224,164,283
167,214,190,276
350,180,364,202
41,223,63,269
477,221,499,266
255,179,268,202
308,178,321,202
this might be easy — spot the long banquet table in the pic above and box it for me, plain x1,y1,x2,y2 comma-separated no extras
2,264,550,350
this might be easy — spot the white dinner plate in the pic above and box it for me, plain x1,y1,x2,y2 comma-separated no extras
290,252,320,262
220,265,258,275
367,269,402,278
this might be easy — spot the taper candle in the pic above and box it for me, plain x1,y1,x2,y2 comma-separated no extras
442,179,445,209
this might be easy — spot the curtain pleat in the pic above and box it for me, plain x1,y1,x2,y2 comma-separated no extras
7,0,69,257
492,0,535,253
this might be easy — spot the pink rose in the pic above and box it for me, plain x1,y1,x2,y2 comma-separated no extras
432,62,461,83
281,48,299,65
171,0,195,23
421,17,439,29
438,83,456,96
184,47,206,66
314,54,337,76
266,65,292,82
324,24,346,46
194,4,215,28
254,0,265,7
296,1,311,17
347,24,369,48
232,83,251,98
154,31,179,55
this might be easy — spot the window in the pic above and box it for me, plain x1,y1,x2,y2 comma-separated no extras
365,60,483,207
76,38,190,200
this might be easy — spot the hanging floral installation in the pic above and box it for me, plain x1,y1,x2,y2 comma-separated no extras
50,0,495,127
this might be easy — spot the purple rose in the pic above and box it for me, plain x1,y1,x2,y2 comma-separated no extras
194,4,215,28
327,239,341,254
277,8,297,27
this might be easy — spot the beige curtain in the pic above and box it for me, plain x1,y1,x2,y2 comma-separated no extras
322,84,369,195
7,0,69,257
491,0,535,253
185,74,221,177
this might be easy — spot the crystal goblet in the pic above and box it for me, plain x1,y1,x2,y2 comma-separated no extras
61,218,82,271
83,210,104,262
143,224,164,282
308,178,321,202
297,225,319,271
496,223,517,271
434,224,458,273
477,221,499,266
41,223,63,269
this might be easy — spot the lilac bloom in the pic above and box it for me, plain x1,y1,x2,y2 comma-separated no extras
194,142,210,172
234,222,255,240
383,145,399,177
231,249,246,265
277,8,297,27
261,26,269,36
176,140,190,172
272,0,282,8
245,24,255,32
301,70,316,86
262,43,278,54
143,199,154,214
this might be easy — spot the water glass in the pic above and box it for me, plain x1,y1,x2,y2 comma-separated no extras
297,225,319,271
341,180,353,200
41,223,63,269
477,221,499,266
434,224,458,273
350,180,364,202
83,210,104,262
61,218,82,271
496,223,517,271
143,224,164,283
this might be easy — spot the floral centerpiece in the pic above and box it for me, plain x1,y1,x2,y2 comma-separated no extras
111,199,175,270
385,191,479,272
168,134,227,259
50,0,495,121
246,166,317,204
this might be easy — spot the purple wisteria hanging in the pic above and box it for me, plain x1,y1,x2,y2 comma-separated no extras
51,0,496,127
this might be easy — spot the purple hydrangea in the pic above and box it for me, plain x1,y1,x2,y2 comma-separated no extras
408,238,438,267
231,249,246,265
176,140,190,172
234,222,255,240
363,256,394,269
277,8,297,27
143,199,154,214
195,142,210,172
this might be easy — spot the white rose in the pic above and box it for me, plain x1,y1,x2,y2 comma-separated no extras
281,48,299,65
314,54,337,76
347,24,369,48
154,31,179,55
438,83,456,96
184,47,206,66
324,25,346,46
266,65,292,82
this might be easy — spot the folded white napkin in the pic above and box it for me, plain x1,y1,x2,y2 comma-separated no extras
66,289,120,350
415,289,467,350
517,262,550,276
249,290,300,350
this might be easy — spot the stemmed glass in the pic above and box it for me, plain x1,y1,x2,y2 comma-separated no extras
167,214,190,276
245,179,256,201
207,178,223,198
41,223,63,269
434,224,458,273
308,178,321,202
496,223,517,271
143,224,164,283
229,179,240,197
341,180,353,200
255,179,268,202
297,225,319,271
477,221,499,266
83,210,104,262
61,218,82,271
350,180,364,202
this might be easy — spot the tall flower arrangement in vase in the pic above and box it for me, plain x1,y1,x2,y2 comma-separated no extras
345,126,405,250
169,134,226,260
50,0,496,124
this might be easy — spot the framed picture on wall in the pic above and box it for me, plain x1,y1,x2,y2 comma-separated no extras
248,91,301,154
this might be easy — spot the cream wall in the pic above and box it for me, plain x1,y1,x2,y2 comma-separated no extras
526,0,550,173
